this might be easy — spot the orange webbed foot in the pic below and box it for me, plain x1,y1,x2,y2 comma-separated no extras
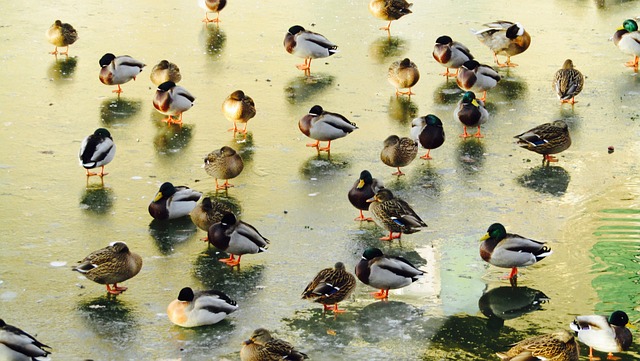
371,289,389,299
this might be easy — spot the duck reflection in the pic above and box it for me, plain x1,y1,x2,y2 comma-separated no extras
232,132,255,162
201,23,226,58
387,96,418,125
494,73,528,101
456,139,485,175
100,97,142,126
357,301,425,343
148,217,198,255
282,308,357,349
433,80,464,105
412,163,442,196
153,123,194,156
79,185,114,214
478,286,550,331
76,294,138,349
285,74,335,104
369,36,407,63
170,320,236,358
193,252,265,302
516,165,570,196
299,154,350,179
47,56,78,82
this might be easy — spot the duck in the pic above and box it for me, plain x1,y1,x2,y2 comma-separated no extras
480,223,552,287
190,197,234,232
148,182,202,220
298,105,358,153
367,188,427,241
150,60,182,86
570,310,633,360
46,19,78,56
153,81,195,126
240,328,308,361
380,135,418,176
222,90,256,134
98,53,145,94
72,241,143,295
348,170,384,221
388,58,420,97
0,319,51,361
207,212,269,267
368,0,413,32
204,146,244,191
284,25,338,76
553,59,584,104
198,0,227,23
432,35,474,77
474,21,531,68
302,262,356,313
167,287,238,327
410,114,445,160
454,91,489,138
456,60,500,102
355,247,424,300
514,120,571,166
496,330,579,361
612,19,640,70
79,128,116,178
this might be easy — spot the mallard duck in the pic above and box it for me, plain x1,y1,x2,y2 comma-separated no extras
46,19,78,56
72,241,143,295
302,262,356,313
240,328,308,361
454,91,489,138
207,212,269,267
612,19,640,70
410,114,445,160
367,188,427,241
514,120,571,166
348,170,384,221
150,60,181,86
298,105,358,153
570,310,633,360
368,0,412,32
153,81,195,126
480,223,552,287
432,35,474,77
456,60,501,102
284,25,338,76
496,330,579,361
148,182,202,220
79,128,116,177
380,135,418,176
355,247,424,299
222,90,256,134
388,58,420,97
0,319,51,361
204,146,244,190
553,59,584,104
198,0,227,23
190,197,233,232
98,53,145,94
474,21,531,68
167,287,238,327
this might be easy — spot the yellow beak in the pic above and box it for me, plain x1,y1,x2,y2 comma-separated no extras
153,191,164,202
357,179,365,189
480,233,490,241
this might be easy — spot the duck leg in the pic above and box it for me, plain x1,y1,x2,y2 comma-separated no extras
379,21,392,31
228,122,239,133
215,179,234,190
306,140,320,148
98,165,109,177
606,352,620,360
331,304,347,313
60,46,70,56
391,167,406,176
106,284,126,295
296,58,311,72
460,126,472,138
220,254,241,267
474,126,484,138
113,85,123,94
420,150,433,160
440,68,458,77
354,210,373,222
624,55,639,69
49,47,59,55
588,347,601,361
478,91,487,102
318,141,332,152
371,289,389,299
380,231,401,241
543,154,559,166
395,88,415,97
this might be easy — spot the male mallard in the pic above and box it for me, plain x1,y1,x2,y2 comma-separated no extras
410,114,445,160
302,262,356,313
240,328,308,361
496,330,579,361
167,287,238,327
612,19,640,70
79,128,116,178
456,60,501,102
204,146,244,190
298,105,358,153
153,81,195,126
284,25,338,76
388,58,420,97
355,247,424,299
480,223,552,287
222,90,256,134
432,35,474,77
72,241,143,295
367,188,427,241
207,212,269,267
190,197,233,232
0,319,51,361
148,182,202,220
46,19,78,56
474,21,531,68
514,120,571,166
368,0,413,32
380,135,418,176
348,170,385,221
150,60,182,86
570,310,633,360
198,0,227,23
454,91,489,138
553,59,584,104
99,53,145,94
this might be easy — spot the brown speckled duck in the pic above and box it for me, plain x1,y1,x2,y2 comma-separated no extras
46,20,78,56
368,0,412,32
553,59,584,105
222,90,256,134
150,60,181,86
241,328,308,361
497,330,579,361
204,146,244,190
302,262,356,313
380,135,418,176
367,188,427,241
190,197,234,233
514,120,571,166
388,58,420,97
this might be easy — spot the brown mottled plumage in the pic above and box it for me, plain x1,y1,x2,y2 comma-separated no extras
72,242,143,295
150,60,181,86
514,120,571,166
368,0,413,32
553,59,584,104
240,328,308,361
367,188,427,241
388,58,420,97
190,197,233,232
204,146,244,190
302,262,356,313
380,135,417,176
222,90,256,134
46,20,78,55
497,330,579,361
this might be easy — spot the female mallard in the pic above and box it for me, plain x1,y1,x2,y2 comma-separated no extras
432,35,474,77
570,310,633,360
497,330,579,361
167,287,238,327
514,120,571,166
456,60,500,102
99,53,145,94
388,58,420,97
0,319,51,361
480,223,552,286
380,135,418,176
190,197,233,232
46,20,78,56
204,146,244,190
284,25,338,76
150,60,181,86
153,81,195,126
198,0,227,23
222,90,256,134
298,105,357,153
553,59,584,104
207,212,269,267
410,114,445,160
302,262,356,313
454,91,489,138
474,21,531,68
612,19,640,70
367,188,427,241
148,182,202,220
348,170,384,221
241,328,308,361
72,241,143,295
79,128,116,178
355,247,424,300
368,0,412,32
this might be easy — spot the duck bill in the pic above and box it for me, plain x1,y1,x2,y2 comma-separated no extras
366,196,376,203
153,192,164,202
357,179,365,189
242,339,254,345
479,233,490,241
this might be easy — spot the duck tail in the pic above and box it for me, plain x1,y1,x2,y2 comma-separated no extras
534,246,553,261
